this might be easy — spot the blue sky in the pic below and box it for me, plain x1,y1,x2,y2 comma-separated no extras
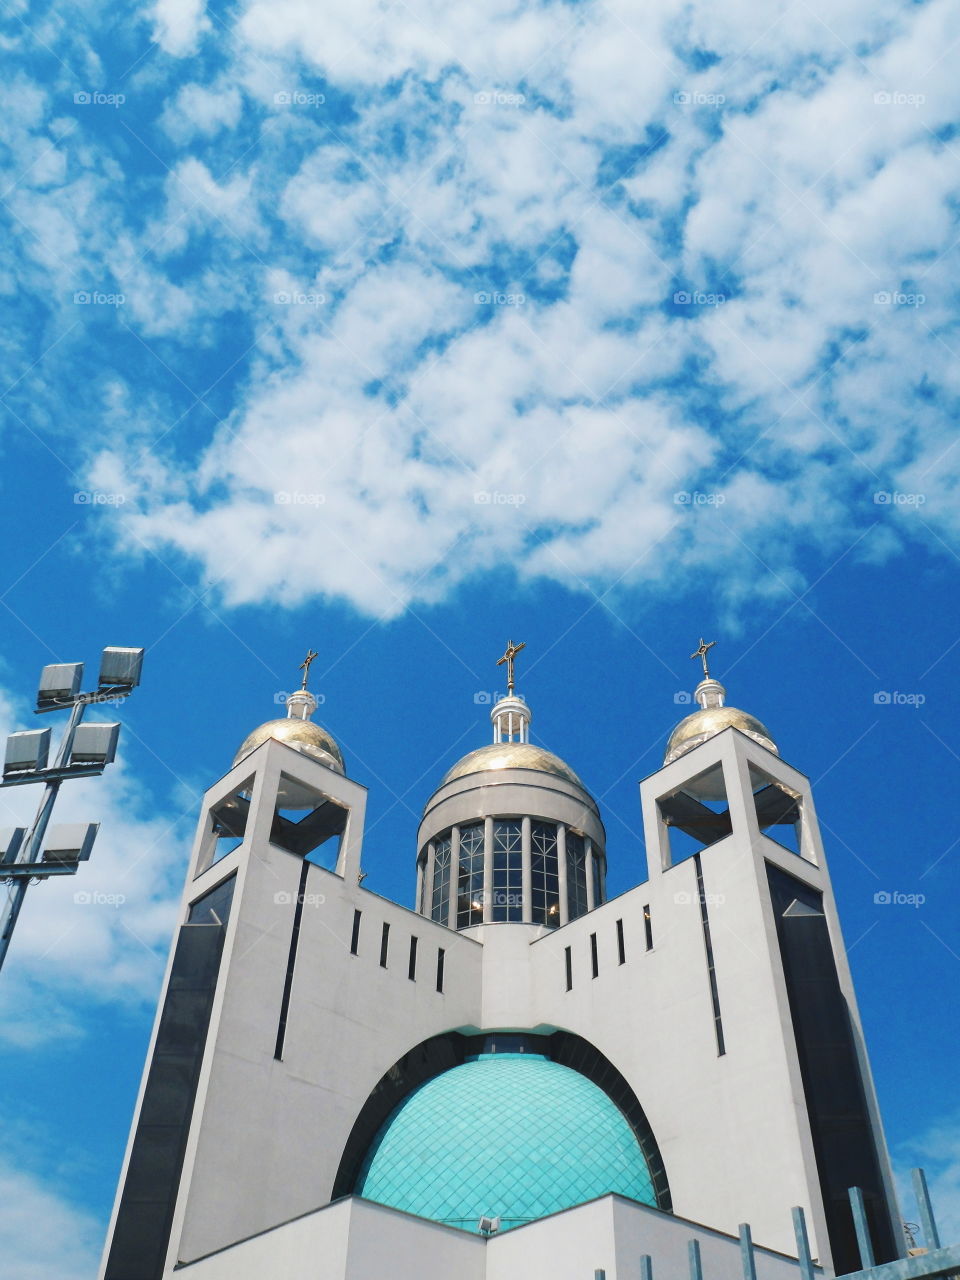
1,0,960,1274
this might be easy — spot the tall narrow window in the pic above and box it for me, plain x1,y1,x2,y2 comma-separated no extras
564,945,573,991
566,832,588,920
590,932,599,978
350,909,361,955
643,904,653,951
492,820,523,921
616,918,626,965
408,935,418,981
456,822,485,928
275,862,310,1060
436,947,445,993
379,921,390,968
694,854,725,1056
591,852,604,906
531,821,560,926
431,836,452,925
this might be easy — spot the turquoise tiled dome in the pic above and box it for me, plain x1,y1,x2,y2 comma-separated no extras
354,1052,657,1232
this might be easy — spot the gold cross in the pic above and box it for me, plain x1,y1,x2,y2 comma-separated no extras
690,637,716,679
299,648,319,689
496,639,526,695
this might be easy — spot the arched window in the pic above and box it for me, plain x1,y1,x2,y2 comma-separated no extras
492,820,522,921
567,831,588,920
531,821,560,926
431,836,452,924
456,823,485,927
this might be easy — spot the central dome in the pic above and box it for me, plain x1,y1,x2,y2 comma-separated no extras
439,741,586,789
354,1053,656,1231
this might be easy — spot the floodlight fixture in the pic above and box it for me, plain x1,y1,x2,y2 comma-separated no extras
1,644,144,974
71,722,121,767
98,647,144,691
37,662,83,708
3,728,51,777
41,822,99,864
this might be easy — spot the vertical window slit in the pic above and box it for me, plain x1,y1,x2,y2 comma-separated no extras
350,908,361,955
693,853,726,1056
436,947,445,993
379,921,390,968
564,945,573,991
408,935,418,981
643,904,653,951
590,931,599,978
275,861,310,1061
616,918,626,965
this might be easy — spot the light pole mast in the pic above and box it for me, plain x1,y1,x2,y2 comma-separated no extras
0,646,145,974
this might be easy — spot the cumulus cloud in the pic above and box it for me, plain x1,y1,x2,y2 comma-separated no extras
152,0,210,57
0,1154,102,1280
2,0,959,620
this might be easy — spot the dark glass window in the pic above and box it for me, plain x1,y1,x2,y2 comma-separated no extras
531,821,560,926
767,864,898,1271
616,918,626,964
431,837,451,924
643,905,653,951
456,823,485,928
379,921,390,968
408,936,418,980
104,876,235,1280
591,849,604,905
590,932,599,978
492,820,522,921
436,948,445,992
567,832,588,920
350,909,361,955
564,945,573,991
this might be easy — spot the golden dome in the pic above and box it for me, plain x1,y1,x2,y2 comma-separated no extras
665,705,776,765
233,717,345,773
439,741,586,790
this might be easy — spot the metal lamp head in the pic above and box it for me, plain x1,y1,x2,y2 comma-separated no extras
37,662,83,708
3,728,51,776
99,647,144,690
71,722,121,767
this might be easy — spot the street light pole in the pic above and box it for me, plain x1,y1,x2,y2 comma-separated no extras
0,647,144,975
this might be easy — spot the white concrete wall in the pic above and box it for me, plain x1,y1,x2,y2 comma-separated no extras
175,1198,485,1280
176,1193,818,1280
102,725,896,1279
161,740,484,1266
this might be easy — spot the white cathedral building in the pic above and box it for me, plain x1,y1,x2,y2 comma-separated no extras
99,642,911,1280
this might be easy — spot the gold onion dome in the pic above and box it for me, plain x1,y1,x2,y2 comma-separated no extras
233,652,344,774
665,637,777,765
233,713,344,774
440,741,586,789
436,639,589,796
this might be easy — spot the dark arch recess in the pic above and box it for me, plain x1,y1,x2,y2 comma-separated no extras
332,1029,671,1212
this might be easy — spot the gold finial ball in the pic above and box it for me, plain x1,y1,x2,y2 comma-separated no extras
233,717,345,774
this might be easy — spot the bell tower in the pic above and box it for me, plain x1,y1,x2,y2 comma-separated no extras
644,641,901,1274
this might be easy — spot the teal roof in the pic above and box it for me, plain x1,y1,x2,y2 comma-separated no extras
354,1052,657,1232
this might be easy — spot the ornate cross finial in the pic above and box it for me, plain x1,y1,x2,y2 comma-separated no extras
690,636,717,680
496,639,526,696
299,648,319,690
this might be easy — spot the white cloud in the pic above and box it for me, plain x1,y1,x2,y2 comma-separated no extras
2,0,959,619
0,1155,102,1280
152,0,210,57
